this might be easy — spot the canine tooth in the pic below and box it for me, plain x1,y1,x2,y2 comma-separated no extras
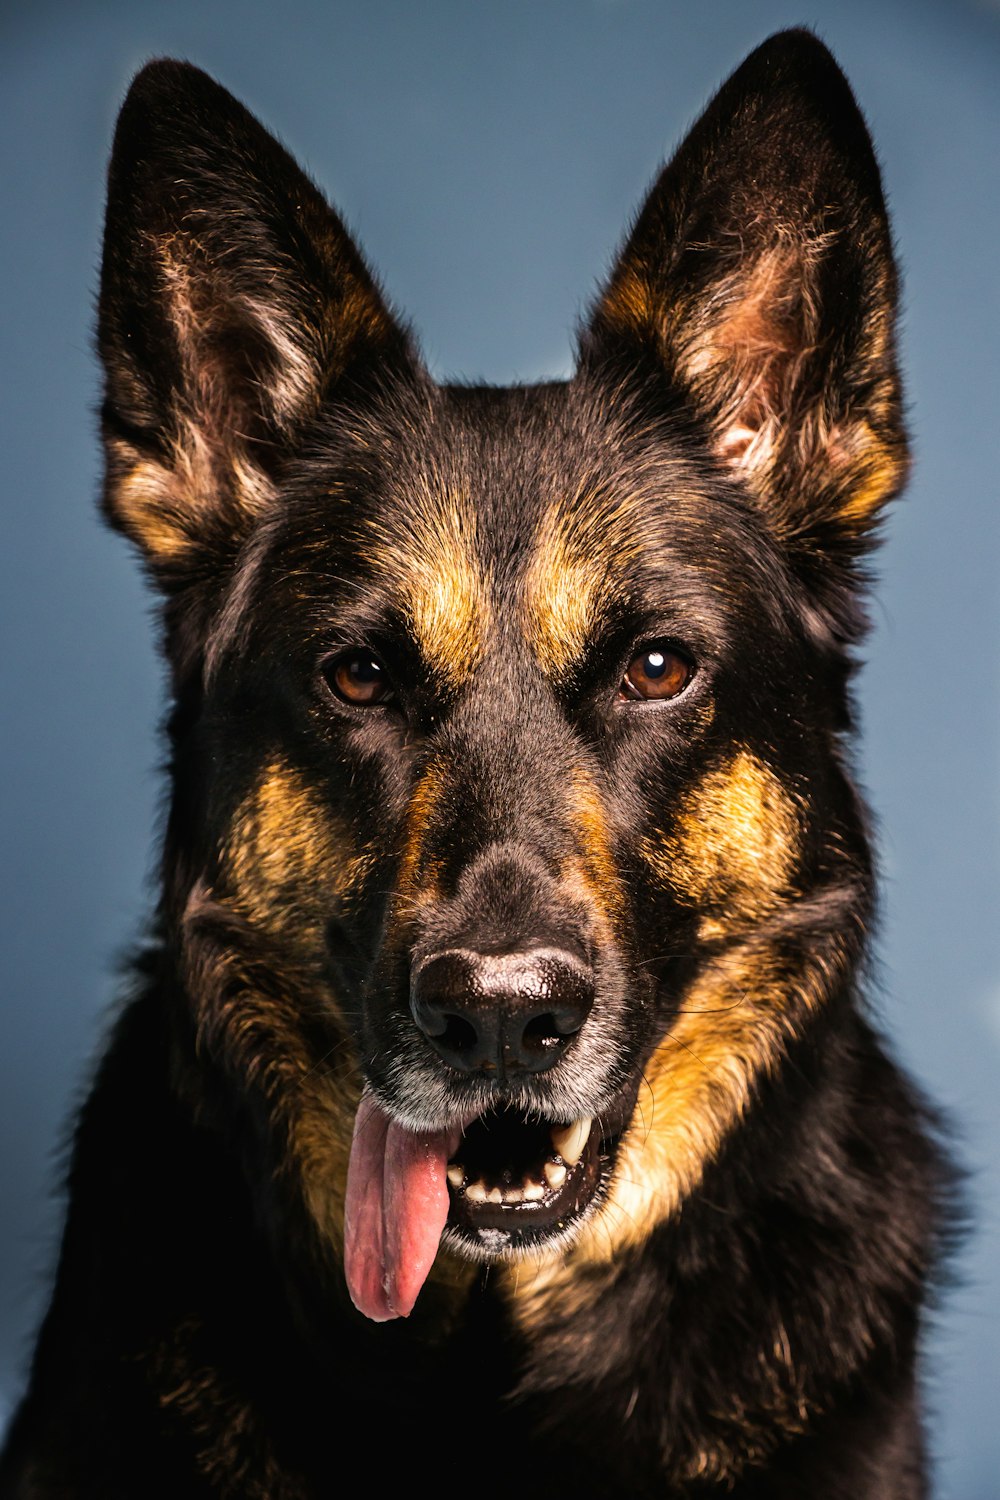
447,1163,465,1189
523,1181,545,1202
465,1181,487,1203
544,1160,568,1190
551,1117,592,1167
487,1187,503,1204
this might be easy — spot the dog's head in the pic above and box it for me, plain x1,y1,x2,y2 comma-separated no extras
98,32,904,1321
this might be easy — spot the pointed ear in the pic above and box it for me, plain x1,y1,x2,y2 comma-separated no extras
582,31,907,585
99,60,419,582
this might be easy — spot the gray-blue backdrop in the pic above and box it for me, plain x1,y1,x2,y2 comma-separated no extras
2,2,998,1493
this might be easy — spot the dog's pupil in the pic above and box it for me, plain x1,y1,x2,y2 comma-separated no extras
331,651,387,704
349,654,380,683
628,647,689,699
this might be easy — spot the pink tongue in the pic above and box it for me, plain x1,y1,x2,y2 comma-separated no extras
343,1088,453,1321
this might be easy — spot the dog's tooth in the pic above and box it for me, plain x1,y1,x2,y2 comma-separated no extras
486,1186,503,1204
544,1160,568,1190
523,1181,545,1202
465,1181,487,1203
502,1185,524,1204
551,1117,593,1167
447,1163,465,1189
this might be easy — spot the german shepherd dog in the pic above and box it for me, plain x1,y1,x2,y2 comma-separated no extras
2,29,950,1499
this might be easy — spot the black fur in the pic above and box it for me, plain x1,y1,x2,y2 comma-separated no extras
1,31,951,1499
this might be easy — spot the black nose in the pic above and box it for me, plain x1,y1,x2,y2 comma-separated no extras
410,948,594,1076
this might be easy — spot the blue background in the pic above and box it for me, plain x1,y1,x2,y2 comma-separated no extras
2,2,998,1492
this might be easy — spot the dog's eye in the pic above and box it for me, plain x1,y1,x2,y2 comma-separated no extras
619,645,692,702
320,650,394,707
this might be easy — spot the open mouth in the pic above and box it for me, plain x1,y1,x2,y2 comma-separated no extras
342,1087,623,1321
443,1104,608,1253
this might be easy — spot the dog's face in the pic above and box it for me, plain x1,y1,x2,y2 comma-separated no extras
99,32,904,1320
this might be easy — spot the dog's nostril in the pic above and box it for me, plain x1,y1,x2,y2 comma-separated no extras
410,947,595,1076
437,1013,479,1055
521,1012,567,1056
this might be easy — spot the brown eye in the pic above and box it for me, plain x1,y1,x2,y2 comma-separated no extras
620,645,692,702
321,650,393,706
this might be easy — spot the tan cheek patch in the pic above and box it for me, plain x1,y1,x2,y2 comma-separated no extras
181,879,358,1260
505,921,848,1333
641,749,801,933
591,942,804,1259
505,754,818,1323
184,879,475,1306
223,759,371,942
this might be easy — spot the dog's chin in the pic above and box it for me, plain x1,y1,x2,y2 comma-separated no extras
438,1101,623,1264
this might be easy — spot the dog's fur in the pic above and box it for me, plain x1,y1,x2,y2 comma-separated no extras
1,31,950,1498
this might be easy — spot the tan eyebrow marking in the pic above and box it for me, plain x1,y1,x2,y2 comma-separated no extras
523,492,644,677
368,482,490,686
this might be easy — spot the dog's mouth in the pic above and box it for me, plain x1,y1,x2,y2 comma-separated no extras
443,1103,606,1251
342,1089,619,1323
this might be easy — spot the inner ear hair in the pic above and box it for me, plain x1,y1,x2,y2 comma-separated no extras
98,59,418,585
158,235,319,445
682,224,904,556
681,234,825,474
583,30,908,569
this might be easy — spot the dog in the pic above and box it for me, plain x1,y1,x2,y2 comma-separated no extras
0,29,950,1498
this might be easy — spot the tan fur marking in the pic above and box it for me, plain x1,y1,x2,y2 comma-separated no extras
599,263,657,333
832,424,906,529
181,881,358,1261
181,882,472,1312
641,749,801,921
505,756,815,1327
224,759,370,942
677,243,906,537
112,434,275,566
504,922,848,1338
395,758,449,912
562,769,624,924
680,243,822,482
369,485,489,686
525,495,644,677
115,460,196,561
593,946,804,1252
107,231,341,567
597,227,905,542
325,281,392,364
157,237,322,435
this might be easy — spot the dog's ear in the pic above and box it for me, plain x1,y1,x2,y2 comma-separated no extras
582,30,906,605
98,60,418,583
